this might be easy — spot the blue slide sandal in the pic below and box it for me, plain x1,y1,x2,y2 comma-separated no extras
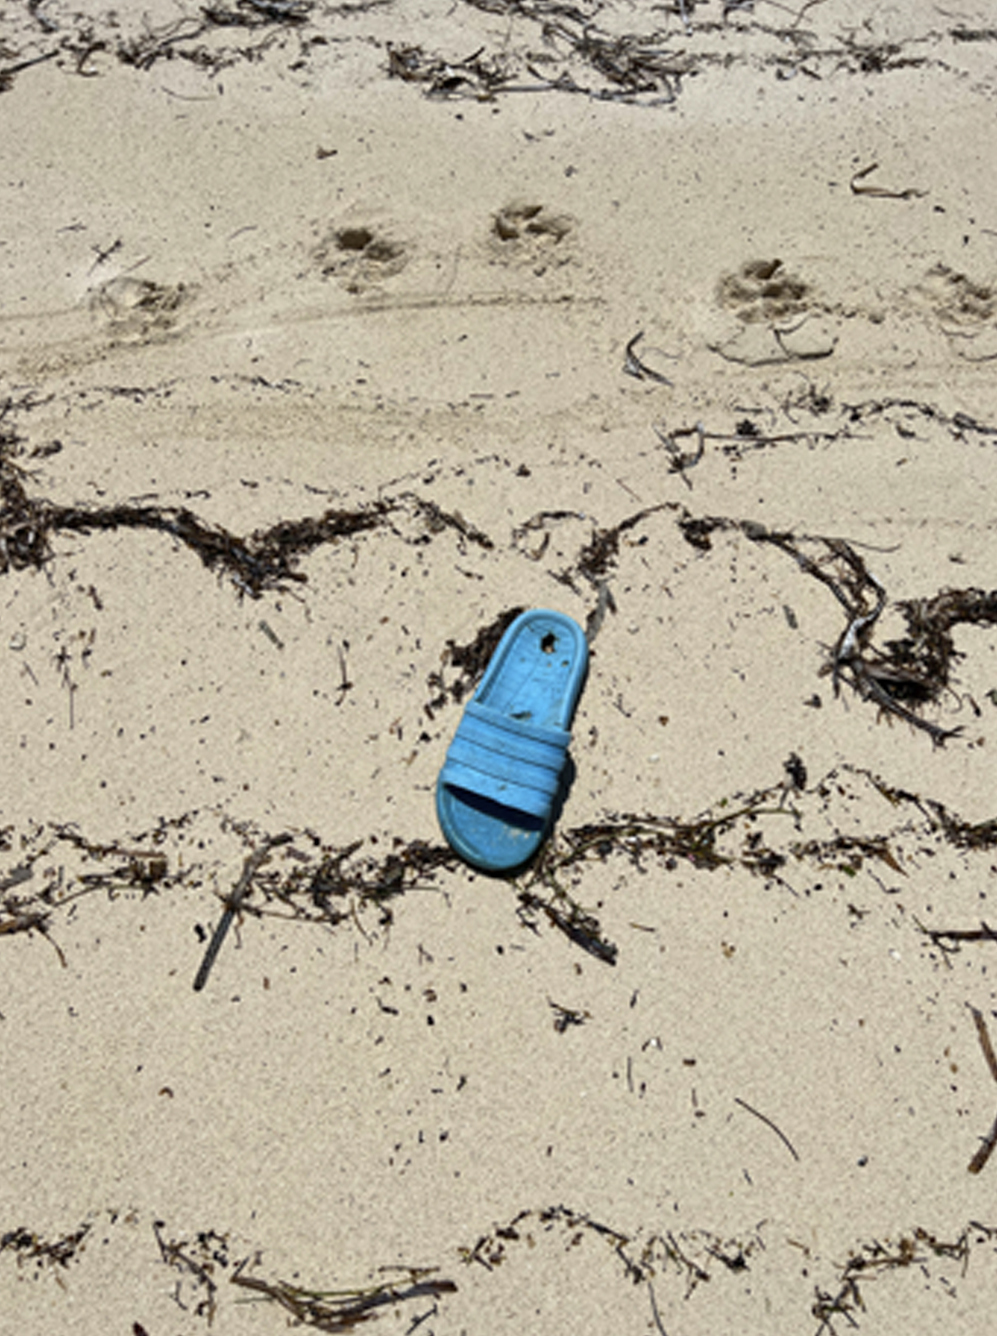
436,609,589,873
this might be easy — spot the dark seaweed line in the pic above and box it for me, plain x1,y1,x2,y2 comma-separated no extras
0,494,392,596
5,471,992,752
5,1204,997,1336
1,1,986,101
3,765,995,974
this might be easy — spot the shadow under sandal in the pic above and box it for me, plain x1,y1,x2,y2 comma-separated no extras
436,609,589,873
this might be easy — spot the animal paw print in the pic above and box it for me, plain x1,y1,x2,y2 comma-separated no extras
910,263,997,362
313,222,410,292
489,201,574,275
90,275,191,341
711,258,836,364
912,263,996,327
717,258,812,323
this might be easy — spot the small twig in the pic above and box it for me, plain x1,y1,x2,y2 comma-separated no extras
0,48,59,88
734,1096,800,1161
652,421,706,487
923,921,997,948
193,834,291,991
850,162,927,201
623,331,675,386
968,1006,997,1173
335,643,353,704
648,1279,669,1335
748,527,961,744
969,1113,997,1175
548,998,591,1032
970,1005,997,1081
258,619,284,649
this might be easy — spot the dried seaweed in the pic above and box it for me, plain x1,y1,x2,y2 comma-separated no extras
841,396,997,440
396,493,494,551
573,506,669,585
392,0,691,103
460,1204,767,1310
10,759,996,979
387,41,513,97
204,0,312,28
538,21,689,102
885,588,997,704
0,1220,92,1269
951,26,997,43
549,998,590,1031
0,450,503,599
382,1,954,105
0,806,463,977
674,509,978,745
53,500,391,597
5,1203,996,1333
967,1006,997,1174
517,886,618,964
788,831,903,878
154,1221,230,1324
116,2,311,72
197,833,462,957
812,1226,981,1335
0,4,978,98
426,605,525,710
231,1262,456,1331
0,431,394,595
538,784,792,881
2,393,990,746
926,810,997,853
460,1204,637,1273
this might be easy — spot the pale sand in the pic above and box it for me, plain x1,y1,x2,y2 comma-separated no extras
2,1,997,1331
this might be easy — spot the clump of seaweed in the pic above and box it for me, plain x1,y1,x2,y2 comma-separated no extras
812,1226,982,1334
387,42,513,98
231,1262,457,1331
0,1220,92,1270
460,1205,637,1274
883,588,997,703
154,1221,231,1325
517,886,618,965
674,511,979,745
426,606,525,711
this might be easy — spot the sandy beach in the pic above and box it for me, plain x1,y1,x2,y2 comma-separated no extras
3,1,997,1331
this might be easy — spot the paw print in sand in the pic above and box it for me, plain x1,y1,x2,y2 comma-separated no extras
717,258,812,323
711,258,836,365
910,263,997,361
313,222,410,293
90,275,192,342
489,201,574,275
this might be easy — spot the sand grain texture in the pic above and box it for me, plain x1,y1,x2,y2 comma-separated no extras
3,1,997,1332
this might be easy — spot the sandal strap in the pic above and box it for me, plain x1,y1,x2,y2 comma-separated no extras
439,701,570,819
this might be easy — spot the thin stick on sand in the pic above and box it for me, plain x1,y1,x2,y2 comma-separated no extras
968,1005,997,1173
193,834,291,992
